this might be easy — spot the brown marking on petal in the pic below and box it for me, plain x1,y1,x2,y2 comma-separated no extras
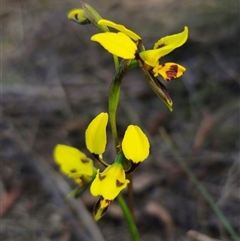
97,197,112,209
70,169,77,173
93,197,112,220
102,198,112,205
116,179,124,187
99,174,106,181
81,158,90,164
156,43,166,49
74,13,79,21
166,65,178,81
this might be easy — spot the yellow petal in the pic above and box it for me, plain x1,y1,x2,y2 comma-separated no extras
68,9,89,24
139,48,163,68
85,112,108,155
139,27,188,68
98,19,141,41
154,26,188,50
122,125,150,163
53,144,94,177
155,62,186,81
91,32,137,59
54,144,87,165
90,163,129,200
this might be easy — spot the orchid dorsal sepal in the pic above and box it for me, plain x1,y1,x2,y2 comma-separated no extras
91,32,137,59
98,19,141,41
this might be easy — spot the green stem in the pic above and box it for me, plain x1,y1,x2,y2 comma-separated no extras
108,59,140,240
117,195,140,241
108,59,131,153
159,128,240,241
109,81,121,152
113,55,119,71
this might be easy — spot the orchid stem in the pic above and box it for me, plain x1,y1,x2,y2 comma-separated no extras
117,195,140,241
108,59,131,153
113,55,119,71
108,58,140,241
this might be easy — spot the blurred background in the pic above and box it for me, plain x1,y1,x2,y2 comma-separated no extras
1,0,239,240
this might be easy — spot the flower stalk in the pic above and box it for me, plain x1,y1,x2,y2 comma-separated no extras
108,59,141,239
108,59,131,152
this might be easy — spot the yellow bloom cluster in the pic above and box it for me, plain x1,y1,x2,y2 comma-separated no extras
58,3,189,222
67,7,188,111
91,19,188,81
54,113,150,220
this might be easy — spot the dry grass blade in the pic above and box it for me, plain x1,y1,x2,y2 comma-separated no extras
187,230,221,241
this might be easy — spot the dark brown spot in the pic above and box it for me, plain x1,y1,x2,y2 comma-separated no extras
70,169,77,173
81,158,89,164
135,52,142,62
116,179,124,187
157,43,166,49
166,65,178,81
99,174,106,181
74,13,79,21
93,197,111,219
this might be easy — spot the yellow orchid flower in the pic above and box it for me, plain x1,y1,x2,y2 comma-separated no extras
122,125,150,163
97,19,141,41
68,9,90,25
90,161,129,220
91,19,188,81
90,162,129,200
85,112,108,155
54,113,150,220
68,4,109,32
91,32,137,59
53,144,96,185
